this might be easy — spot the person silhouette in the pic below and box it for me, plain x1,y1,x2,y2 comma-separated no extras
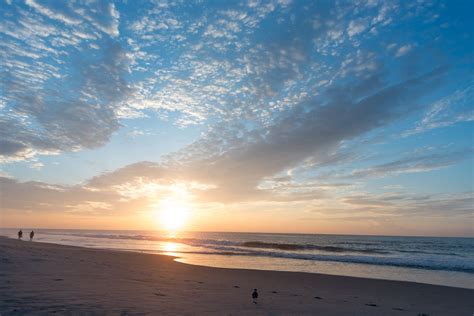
30,231,35,241
252,288,258,304
18,229,23,240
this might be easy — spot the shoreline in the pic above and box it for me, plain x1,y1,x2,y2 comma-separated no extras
3,226,474,238
2,236,473,315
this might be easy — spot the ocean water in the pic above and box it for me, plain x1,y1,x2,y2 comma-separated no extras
2,228,473,289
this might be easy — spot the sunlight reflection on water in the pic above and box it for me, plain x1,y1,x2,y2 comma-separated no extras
162,242,181,256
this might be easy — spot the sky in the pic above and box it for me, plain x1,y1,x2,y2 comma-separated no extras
0,0,473,236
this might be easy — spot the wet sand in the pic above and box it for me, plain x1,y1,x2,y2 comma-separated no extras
1,236,472,315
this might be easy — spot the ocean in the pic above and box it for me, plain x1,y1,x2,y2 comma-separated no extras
2,228,473,289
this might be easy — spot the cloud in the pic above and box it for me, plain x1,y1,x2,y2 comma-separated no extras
177,68,446,199
86,162,169,189
395,44,412,57
0,139,29,157
0,40,131,162
84,67,448,203
78,2,121,38
0,175,158,216
403,85,474,136
121,0,415,128
0,1,128,162
329,147,473,180
25,0,82,25
340,192,473,218
1,0,446,165
347,19,368,37
0,176,108,213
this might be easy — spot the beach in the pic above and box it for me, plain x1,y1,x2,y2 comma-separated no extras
1,237,473,315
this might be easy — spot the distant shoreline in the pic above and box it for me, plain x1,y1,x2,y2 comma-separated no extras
2,236,473,315
2,227,473,238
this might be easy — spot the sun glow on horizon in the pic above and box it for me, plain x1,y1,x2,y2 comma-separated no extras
157,196,190,232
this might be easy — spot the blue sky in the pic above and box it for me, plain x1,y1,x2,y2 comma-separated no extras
0,0,473,235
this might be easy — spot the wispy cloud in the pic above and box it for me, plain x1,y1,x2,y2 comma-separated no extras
327,147,473,180
25,0,82,25
395,44,412,57
403,86,474,136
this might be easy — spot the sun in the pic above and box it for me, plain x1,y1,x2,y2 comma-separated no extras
158,197,189,231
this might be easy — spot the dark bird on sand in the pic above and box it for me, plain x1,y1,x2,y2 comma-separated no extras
252,289,258,304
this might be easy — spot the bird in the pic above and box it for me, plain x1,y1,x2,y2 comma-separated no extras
252,288,258,304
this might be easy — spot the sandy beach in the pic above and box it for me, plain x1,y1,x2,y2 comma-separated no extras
1,236,472,315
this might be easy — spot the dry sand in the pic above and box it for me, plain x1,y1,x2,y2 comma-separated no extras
1,236,473,315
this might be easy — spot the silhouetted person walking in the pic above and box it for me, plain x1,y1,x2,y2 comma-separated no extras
18,229,23,240
252,288,258,304
30,231,35,241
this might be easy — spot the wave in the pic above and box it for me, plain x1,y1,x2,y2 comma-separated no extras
46,232,390,255
241,241,388,254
